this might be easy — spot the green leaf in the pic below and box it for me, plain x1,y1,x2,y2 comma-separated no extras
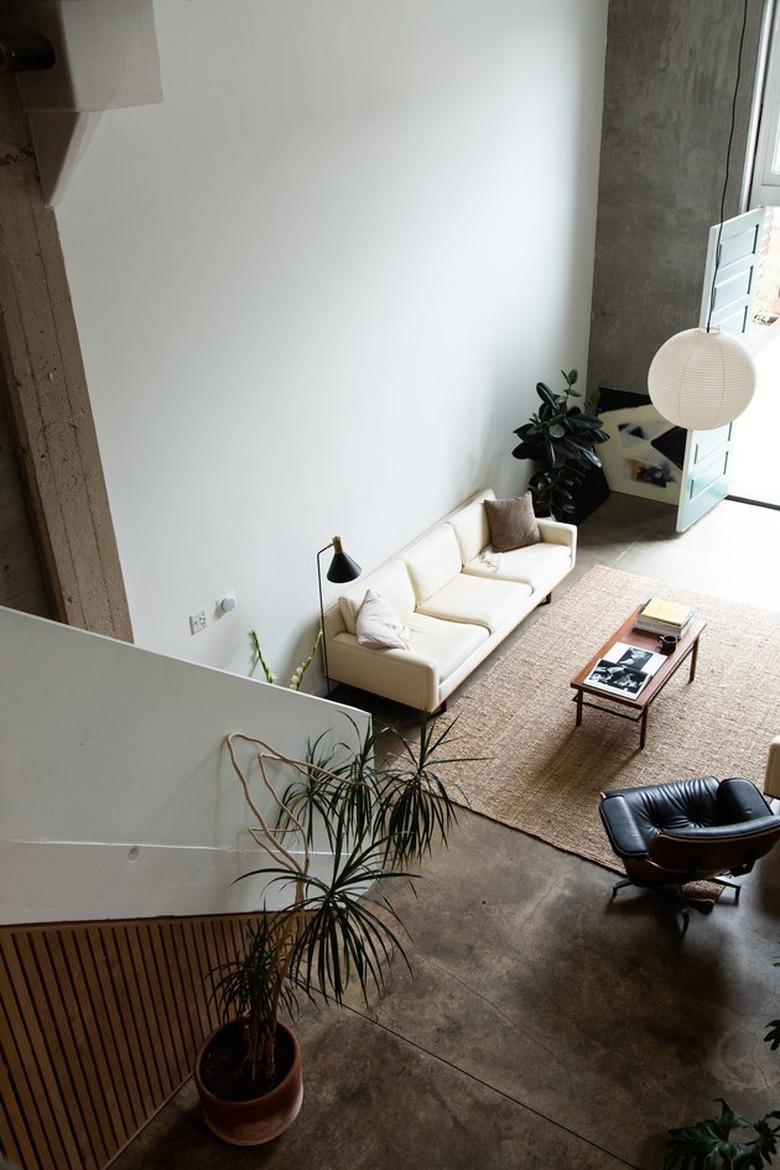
512,441,539,461
529,469,553,490
249,629,276,686
665,1099,780,1170
765,1020,780,1050
549,422,565,439
536,382,557,408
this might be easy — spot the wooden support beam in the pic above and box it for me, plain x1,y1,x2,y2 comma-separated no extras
0,75,132,641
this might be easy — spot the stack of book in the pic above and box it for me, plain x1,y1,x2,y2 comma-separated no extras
635,598,693,638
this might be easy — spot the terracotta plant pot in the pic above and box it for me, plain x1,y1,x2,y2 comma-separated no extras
194,1021,303,1146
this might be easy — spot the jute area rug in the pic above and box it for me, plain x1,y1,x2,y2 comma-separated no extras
445,564,780,874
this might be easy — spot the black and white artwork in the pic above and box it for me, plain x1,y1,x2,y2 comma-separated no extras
617,646,653,671
586,659,648,697
597,393,684,504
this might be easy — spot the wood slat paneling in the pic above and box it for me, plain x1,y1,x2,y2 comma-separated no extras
0,914,251,1170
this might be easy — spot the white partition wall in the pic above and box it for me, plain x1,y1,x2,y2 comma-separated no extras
0,605,371,925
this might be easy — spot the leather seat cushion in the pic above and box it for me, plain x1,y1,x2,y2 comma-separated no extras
416,573,532,632
602,777,720,856
463,542,570,592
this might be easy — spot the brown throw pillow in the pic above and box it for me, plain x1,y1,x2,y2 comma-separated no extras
484,493,540,552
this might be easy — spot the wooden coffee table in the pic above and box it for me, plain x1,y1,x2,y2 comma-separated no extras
569,605,706,749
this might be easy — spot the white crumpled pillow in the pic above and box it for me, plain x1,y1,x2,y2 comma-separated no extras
476,546,502,573
355,589,410,650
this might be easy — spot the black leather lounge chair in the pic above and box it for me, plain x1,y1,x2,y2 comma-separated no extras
599,777,780,930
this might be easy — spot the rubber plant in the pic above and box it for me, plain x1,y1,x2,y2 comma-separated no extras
194,716,473,1145
664,1021,780,1168
511,368,609,520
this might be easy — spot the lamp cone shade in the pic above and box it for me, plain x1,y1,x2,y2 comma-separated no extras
647,327,756,430
326,538,361,583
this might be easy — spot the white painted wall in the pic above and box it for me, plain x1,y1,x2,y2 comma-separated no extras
0,605,371,924
55,0,608,686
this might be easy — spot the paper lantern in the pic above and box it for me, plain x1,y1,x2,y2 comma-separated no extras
648,327,756,430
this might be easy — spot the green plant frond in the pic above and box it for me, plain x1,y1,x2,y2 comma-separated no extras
289,628,323,691
374,756,459,864
764,1019,780,1050
291,887,411,1005
665,1098,780,1170
208,917,297,1051
249,629,276,685
233,863,306,890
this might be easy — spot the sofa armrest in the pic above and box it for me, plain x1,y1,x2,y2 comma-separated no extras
537,518,577,561
328,632,440,712
765,737,780,800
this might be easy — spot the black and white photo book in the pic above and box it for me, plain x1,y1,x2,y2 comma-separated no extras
584,642,666,698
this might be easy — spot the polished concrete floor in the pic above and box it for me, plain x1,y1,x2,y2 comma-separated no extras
115,495,780,1170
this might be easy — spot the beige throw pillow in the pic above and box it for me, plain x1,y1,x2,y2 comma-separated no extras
339,593,362,635
355,590,410,650
484,493,540,552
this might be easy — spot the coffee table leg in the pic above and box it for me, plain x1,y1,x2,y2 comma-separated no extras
689,637,700,682
639,708,648,750
575,691,583,728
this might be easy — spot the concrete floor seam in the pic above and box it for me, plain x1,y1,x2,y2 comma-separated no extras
343,1001,643,1170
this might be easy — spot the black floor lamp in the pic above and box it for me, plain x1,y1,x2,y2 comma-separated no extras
317,536,361,696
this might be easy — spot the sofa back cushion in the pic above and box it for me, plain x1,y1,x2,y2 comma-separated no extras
338,559,415,634
449,489,495,563
403,524,463,604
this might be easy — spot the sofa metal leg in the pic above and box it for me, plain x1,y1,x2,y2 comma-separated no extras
611,878,632,898
433,699,448,716
542,591,552,605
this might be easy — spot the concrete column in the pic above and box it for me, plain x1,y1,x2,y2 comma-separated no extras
587,0,767,400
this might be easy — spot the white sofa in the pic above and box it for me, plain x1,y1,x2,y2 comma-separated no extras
323,488,576,712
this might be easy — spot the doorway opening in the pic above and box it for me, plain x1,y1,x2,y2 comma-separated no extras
728,205,780,509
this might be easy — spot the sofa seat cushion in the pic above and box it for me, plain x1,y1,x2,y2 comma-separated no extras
405,613,489,680
463,542,570,593
416,573,532,632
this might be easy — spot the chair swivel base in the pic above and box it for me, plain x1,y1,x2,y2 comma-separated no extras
610,874,741,933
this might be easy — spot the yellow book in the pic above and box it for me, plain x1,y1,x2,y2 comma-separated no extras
640,598,692,626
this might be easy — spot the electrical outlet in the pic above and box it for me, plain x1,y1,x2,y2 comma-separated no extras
189,609,207,635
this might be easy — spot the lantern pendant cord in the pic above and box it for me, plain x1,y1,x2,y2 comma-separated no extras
706,0,750,334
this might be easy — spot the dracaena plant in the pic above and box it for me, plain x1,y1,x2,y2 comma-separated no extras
212,716,474,1088
511,368,609,520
